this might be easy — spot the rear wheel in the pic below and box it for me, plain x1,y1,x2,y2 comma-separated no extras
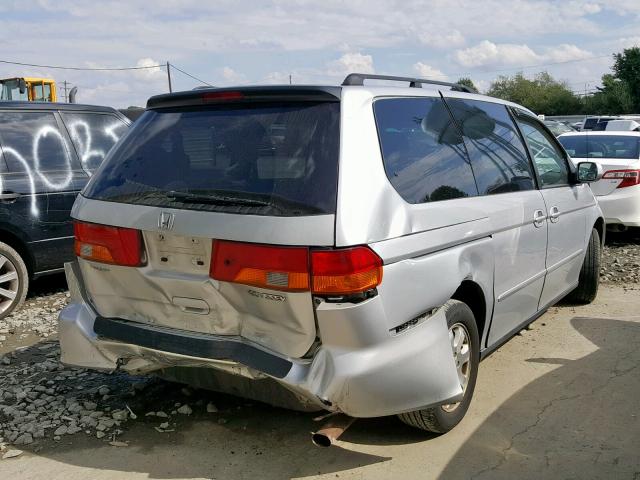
398,299,479,433
0,241,28,320
566,228,600,304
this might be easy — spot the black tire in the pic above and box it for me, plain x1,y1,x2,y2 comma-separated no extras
567,228,600,304
398,299,480,434
0,241,29,320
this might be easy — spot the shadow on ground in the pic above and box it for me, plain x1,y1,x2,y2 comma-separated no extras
605,227,640,246
439,316,640,480
3,313,638,479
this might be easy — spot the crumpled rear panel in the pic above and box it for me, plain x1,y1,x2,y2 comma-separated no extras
79,231,317,359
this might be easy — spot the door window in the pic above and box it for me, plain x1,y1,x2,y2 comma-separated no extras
446,98,535,195
374,97,478,203
517,118,570,187
62,113,129,170
0,111,73,173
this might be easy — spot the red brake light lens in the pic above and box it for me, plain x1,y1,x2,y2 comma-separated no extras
202,91,244,102
210,240,310,291
311,247,383,295
209,241,383,295
602,169,640,188
74,221,144,267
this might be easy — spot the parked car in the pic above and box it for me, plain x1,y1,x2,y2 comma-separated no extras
559,131,640,230
59,74,604,438
605,119,640,132
0,101,130,318
583,116,618,131
543,119,575,137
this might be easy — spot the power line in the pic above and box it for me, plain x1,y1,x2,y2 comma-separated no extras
449,54,612,78
0,59,163,71
169,63,214,87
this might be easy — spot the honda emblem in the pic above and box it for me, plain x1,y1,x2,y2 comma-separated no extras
158,211,175,230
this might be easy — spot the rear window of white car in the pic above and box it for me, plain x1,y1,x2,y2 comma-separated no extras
83,102,340,216
558,135,640,159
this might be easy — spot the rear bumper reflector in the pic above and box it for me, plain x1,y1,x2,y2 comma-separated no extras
93,317,293,379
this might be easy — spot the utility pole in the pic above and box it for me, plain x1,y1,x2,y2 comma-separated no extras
289,74,292,85
62,80,69,103
166,61,173,93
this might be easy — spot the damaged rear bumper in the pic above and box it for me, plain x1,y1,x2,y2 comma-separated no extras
59,262,463,418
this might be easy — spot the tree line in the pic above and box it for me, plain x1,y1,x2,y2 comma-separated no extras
456,47,640,116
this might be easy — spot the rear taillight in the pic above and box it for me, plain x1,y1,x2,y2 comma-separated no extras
210,241,310,291
209,241,383,295
602,169,640,188
310,247,383,295
74,221,144,267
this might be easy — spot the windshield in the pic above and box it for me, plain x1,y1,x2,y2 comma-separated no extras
559,135,640,159
83,101,340,216
0,79,28,101
544,121,572,137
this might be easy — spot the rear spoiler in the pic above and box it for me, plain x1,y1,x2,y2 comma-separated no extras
147,86,341,109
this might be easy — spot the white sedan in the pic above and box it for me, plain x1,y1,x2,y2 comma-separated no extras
559,131,640,230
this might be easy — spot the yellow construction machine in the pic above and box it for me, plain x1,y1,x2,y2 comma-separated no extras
0,77,58,102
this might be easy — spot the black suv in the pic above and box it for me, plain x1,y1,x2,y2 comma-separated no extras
0,101,130,318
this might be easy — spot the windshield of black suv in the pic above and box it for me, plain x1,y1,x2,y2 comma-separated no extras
83,101,340,216
558,135,640,159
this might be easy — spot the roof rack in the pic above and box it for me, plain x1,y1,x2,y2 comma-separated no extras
341,73,476,93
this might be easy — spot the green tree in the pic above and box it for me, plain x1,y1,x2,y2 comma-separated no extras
487,72,582,115
587,74,634,114
456,77,478,92
606,47,640,111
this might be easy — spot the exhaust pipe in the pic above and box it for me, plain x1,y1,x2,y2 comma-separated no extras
311,414,355,447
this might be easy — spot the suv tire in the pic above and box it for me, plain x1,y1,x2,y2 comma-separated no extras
398,299,479,433
566,228,600,304
0,241,28,320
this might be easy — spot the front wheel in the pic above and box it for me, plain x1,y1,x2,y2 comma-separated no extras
566,228,601,304
398,299,479,433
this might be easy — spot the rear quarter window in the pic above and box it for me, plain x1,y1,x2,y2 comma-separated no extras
373,97,478,203
61,112,129,170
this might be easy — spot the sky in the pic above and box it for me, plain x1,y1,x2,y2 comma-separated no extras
0,0,639,108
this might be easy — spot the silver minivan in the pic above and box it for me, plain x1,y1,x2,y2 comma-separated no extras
59,74,604,437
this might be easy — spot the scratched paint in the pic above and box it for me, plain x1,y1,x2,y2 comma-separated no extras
0,121,122,216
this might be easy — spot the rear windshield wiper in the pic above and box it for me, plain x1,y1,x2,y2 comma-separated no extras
166,191,273,208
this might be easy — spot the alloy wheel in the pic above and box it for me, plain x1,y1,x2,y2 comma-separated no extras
0,254,20,315
441,322,472,413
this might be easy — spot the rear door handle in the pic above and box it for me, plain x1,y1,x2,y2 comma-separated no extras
533,209,546,228
549,206,560,223
0,192,21,202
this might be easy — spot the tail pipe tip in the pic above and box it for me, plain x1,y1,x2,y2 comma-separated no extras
311,414,355,447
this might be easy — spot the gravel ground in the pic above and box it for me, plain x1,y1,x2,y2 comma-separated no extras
0,232,638,458
601,229,640,284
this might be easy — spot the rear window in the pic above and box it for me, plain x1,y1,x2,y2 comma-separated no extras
83,102,340,216
558,135,640,159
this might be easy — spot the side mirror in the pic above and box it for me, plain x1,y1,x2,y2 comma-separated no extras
576,161,601,183
18,78,26,95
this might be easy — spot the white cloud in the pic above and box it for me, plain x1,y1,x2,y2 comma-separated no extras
326,52,374,76
453,40,593,69
133,58,164,80
220,66,246,84
413,62,448,80
545,44,593,63
454,41,540,68
418,30,465,49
